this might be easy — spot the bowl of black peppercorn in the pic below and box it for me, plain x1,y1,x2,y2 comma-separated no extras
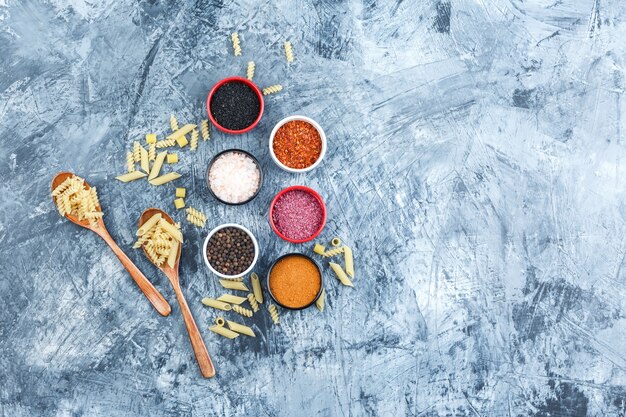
202,223,259,278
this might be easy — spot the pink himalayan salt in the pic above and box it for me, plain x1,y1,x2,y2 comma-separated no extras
272,190,323,241
209,151,260,204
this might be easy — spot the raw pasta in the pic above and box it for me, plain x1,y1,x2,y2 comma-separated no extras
343,245,354,278
166,239,178,268
201,297,232,311
133,141,141,162
262,85,283,95
200,119,210,141
222,277,244,282
170,114,179,132
166,124,196,141
146,133,156,144
137,213,161,236
134,214,182,268
209,324,239,339
246,61,255,80
157,219,183,242
232,305,253,317
186,207,206,228
231,32,241,56
116,171,147,182
216,294,247,305
148,151,167,180
176,135,188,148
126,152,135,173
156,138,176,148
174,198,185,209
313,243,326,255
215,317,226,327
315,288,325,312
283,41,294,62
140,145,150,173
148,143,156,161
52,175,103,225
250,272,263,303
323,246,344,257
331,237,342,247
219,279,249,291
226,320,255,337
268,304,280,324
149,172,181,186
175,187,186,198
329,262,353,287
190,128,198,151
167,153,178,164
247,293,259,312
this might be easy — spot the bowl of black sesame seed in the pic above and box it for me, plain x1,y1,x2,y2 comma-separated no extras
206,76,264,134
202,223,259,278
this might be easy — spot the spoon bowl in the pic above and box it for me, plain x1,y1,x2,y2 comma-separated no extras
51,172,102,228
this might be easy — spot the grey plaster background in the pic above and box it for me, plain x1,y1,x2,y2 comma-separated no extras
1,0,626,416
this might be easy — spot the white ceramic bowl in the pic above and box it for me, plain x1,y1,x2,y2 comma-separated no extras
269,115,327,173
202,223,259,279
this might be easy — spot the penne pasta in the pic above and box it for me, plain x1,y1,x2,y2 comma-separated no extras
226,320,255,337
166,239,178,268
137,213,162,236
149,172,181,186
148,151,167,180
251,272,263,303
331,237,341,247
140,145,150,173
316,288,325,312
344,246,354,278
201,297,232,311
215,317,226,327
116,171,147,182
166,124,196,141
329,262,353,287
219,279,249,291
158,219,183,242
209,324,239,339
216,294,247,305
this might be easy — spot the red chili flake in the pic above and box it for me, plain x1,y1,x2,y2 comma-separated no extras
272,120,322,169
272,190,323,241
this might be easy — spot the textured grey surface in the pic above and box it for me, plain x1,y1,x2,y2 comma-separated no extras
1,0,626,416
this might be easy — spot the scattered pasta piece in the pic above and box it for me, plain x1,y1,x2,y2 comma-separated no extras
313,243,326,255
186,207,206,228
167,153,178,164
283,41,294,62
175,187,186,198
52,175,103,225
149,172,181,186
116,171,148,182
148,151,167,180
331,237,342,247
232,305,253,317
329,262,353,287
323,246,344,257
209,324,239,339
167,124,196,141
174,198,185,210
316,288,325,312
126,152,135,173
226,320,255,337
231,32,241,56
215,317,226,327
146,133,157,144
217,294,247,305
219,279,249,291
134,214,182,268
140,145,150,173
170,114,180,132
262,84,283,96
201,119,210,141
133,141,141,163
247,293,259,312
176,136,189,148
222,277,244,282
268,304,280,324
251,272,263,303
156,138,176,148
344,245,354,278
246,61,255,80
201,297,232,311
190,128,198,151
148,142,156,161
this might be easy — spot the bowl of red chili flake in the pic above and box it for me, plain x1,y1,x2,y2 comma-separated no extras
269,115,327,173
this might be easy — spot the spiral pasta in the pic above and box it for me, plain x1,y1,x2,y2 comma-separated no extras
170,114,179,132
155,138,176,148
268,304,280,324
133,141,141,163
201,119,210,141
186,207,207,228
148,142,156,161
323,246,344,257
246,61,255,80
262,85,283,96
283,41,294,62
247,293,259,312
134,214,182,268
126,151,135,172
52,175,103,225
231,32,241,56
232,305,253,317
190,128,198,151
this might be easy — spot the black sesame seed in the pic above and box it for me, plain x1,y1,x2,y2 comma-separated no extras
210,82,260,131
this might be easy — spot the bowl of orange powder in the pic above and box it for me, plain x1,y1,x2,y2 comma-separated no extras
269,115,327,173
267,253,323,310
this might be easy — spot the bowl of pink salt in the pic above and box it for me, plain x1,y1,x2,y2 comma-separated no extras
269,185,327,243
207,149,263,205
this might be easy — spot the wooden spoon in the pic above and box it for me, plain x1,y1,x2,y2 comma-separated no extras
51,172,171,317
139,208,216,378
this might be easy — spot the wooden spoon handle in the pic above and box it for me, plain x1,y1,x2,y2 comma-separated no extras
96,228,172,317
173,284,216,378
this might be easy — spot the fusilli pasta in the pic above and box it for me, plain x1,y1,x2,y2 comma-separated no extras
323,246,344,257
262,84,283,96
268,304,280,324
156,138,176,148
232,305,253,317
126,151,135,172
190,128,198,151
283,41,294,62
246,61,255,80
247,293,259,312
201,119,210,141
231,32,241,56
186,207,207,228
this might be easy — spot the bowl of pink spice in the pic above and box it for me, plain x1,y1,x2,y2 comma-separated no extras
269,185,327,243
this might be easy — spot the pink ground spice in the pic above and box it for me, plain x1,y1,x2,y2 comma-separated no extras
272,190,323,241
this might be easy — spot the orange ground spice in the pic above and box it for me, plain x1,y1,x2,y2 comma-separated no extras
272,120,322,169
269,255,321,308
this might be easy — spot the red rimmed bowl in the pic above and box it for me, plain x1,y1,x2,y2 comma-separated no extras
269,185,327,243
206,76,264,134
